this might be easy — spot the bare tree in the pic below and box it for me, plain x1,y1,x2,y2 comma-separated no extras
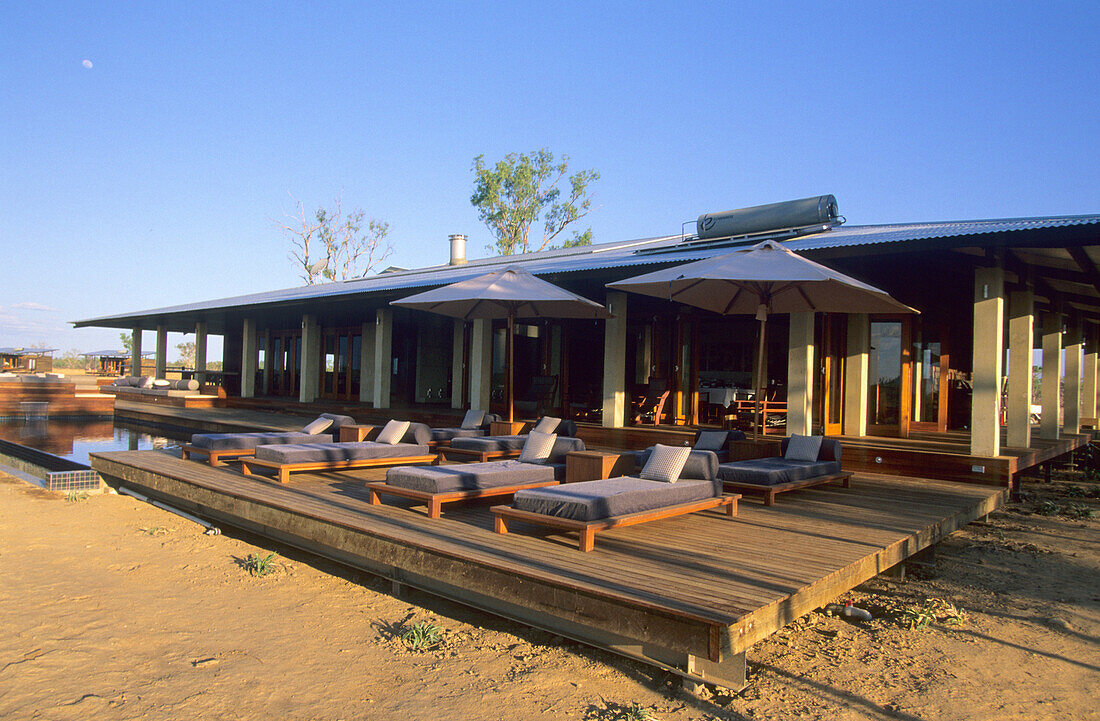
279,193,393,285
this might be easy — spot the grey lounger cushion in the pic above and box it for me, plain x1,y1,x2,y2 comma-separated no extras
253,441,430,464
513,477,721,522
385,460,557,493
450,434,585,460
190,431,334,451
717,458,842,486
429,427,487,442
450,435,528,453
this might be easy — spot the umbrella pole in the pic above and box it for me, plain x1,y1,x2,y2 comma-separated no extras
507,312,515,422
754,315,766,442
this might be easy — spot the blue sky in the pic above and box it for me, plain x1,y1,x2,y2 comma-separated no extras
1,1,1097,358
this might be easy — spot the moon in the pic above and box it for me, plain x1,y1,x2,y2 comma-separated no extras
82,59,93,69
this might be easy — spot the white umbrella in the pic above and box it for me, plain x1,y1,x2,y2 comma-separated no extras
608,240,916,438
392,267,610,421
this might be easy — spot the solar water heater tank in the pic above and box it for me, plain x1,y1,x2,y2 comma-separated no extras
696,195,839,240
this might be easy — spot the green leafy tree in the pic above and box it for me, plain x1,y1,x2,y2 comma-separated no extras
279,193,393,285
471,148,599,255
176,341,195,366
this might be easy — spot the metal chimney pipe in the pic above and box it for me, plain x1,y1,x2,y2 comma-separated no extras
448,234,467,265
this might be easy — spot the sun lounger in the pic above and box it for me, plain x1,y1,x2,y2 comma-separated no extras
181,413,356,466
717,435,851,505
366,436,584,517
492,446,739,551
440,417,578,462
428,410,502,446
238,421,436,483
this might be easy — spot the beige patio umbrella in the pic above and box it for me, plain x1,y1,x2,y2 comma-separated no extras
608,240,916,438
392,267,611,422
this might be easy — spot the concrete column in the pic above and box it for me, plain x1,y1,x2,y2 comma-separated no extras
970,267,1005,457
299,314,321,403
843,314,870,437
451,320,466,409
1083,328,1098,426
130,328,142,377
1064,323,1083,434
240,318,258,398
260,329,270,393
194,321,208,385
601,292,628,428
372,309,393,409
154,325,167,378
1040,313,1062,440
468,318,492,411
359,322,375,404
1006,291,1034,448
787,312,815,436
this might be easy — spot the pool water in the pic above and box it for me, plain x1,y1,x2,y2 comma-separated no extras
0,418,189,466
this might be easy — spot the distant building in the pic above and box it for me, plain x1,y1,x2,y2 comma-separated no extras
0,347,55,373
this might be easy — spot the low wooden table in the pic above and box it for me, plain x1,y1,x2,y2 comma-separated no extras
339,424,376,442
565,450,634,483
489,420,527,436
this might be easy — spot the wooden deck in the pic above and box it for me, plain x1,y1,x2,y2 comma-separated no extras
90,449,1004,690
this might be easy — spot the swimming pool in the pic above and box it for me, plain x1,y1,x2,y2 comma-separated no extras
0,418,189,467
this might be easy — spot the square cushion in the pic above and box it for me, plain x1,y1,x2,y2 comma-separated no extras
639,444,692,483
694,431,729,453
376,420,411,445
518,431,557,464
460,410,486,430
533,416,560,434
785,434,823,462
302,417,334,435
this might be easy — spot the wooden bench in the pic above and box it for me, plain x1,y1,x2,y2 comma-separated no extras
722,472,852,506
180,444,256,467
491,493,741,552
239,454,438,484
365,479,560,519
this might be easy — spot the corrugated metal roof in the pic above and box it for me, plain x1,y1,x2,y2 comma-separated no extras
74,213,1100,327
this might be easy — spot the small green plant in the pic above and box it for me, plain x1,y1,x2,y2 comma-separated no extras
401,622,443,652
64,491,89,503
140,526,173,536
1035,500,1061,516
901,598,966,630
1061,502,1095,519
243,552,278,577
1064,485,1087,498
591,703,659,721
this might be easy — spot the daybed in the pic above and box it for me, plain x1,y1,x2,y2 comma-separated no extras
181,413,354,466
717,435,851,505
238,420,437,484
107,376,202,397
440,416,578,462
492,444,739,551
428,410,502,446
366,434,585,518
630,429,747,468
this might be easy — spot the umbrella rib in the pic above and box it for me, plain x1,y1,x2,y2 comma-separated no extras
795,285,817,311
669,278,706,301
721,284,745,315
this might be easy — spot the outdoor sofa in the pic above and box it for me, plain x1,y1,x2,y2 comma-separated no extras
107,376,202,397
181,413,355,467
238,420,437,484
440,416,578,462
717,435,851,505
492,444,740,551
366,434,585,518
629,429,747,469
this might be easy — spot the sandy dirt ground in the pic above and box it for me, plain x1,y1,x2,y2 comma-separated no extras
0,471,1096,721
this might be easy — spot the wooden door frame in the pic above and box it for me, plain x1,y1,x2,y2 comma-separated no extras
820,314,846,436
866,315,913,438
